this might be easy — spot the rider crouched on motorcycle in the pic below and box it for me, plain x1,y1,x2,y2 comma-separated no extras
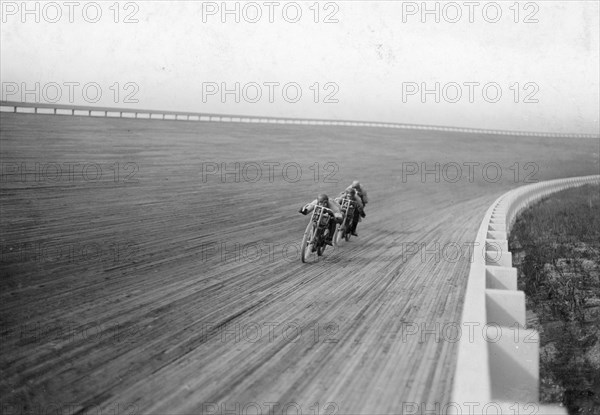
299,194,343,245
350,180,368,206
334,187,365,236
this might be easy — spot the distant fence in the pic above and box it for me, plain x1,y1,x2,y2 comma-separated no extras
1,101,598,138
451,174,600,415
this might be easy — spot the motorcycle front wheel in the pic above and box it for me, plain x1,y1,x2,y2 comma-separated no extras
334,225,344,246
301,221,315,263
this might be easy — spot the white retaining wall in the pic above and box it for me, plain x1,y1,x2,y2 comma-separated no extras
1,101,598,139
451,175,600,414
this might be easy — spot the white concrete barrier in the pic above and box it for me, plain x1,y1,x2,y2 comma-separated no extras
1,101,599,138
451,175,600,414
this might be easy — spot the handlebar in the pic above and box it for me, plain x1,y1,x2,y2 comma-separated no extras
314,205,334,214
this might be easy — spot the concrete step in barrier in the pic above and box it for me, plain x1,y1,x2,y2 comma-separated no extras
486,250,512,267
487,230,507,240
486,289,526,327
488,223,507,232
486,239,508,252
489,329,539,402
486,267,517,290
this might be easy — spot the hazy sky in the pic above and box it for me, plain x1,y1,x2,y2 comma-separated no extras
1,0,599,134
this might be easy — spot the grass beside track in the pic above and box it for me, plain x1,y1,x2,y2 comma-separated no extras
510,184,600,414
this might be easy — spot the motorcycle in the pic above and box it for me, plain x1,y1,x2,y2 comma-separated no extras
300,205,334,263
334,197,356,245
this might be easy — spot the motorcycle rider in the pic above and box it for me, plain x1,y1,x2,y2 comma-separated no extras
299,194,343,246
335,187,365,236
350,180,368,206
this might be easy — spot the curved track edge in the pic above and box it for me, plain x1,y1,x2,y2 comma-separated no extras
451,175,600,415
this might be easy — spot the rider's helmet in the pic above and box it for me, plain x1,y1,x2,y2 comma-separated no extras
345,187,356,197
351,180,361,189
317,193,329,206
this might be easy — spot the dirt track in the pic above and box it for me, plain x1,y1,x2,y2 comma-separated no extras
1,113,598,414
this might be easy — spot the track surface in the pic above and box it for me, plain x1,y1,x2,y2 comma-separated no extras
1,113,598,414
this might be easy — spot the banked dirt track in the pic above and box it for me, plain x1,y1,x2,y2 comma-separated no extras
1,113,598,414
